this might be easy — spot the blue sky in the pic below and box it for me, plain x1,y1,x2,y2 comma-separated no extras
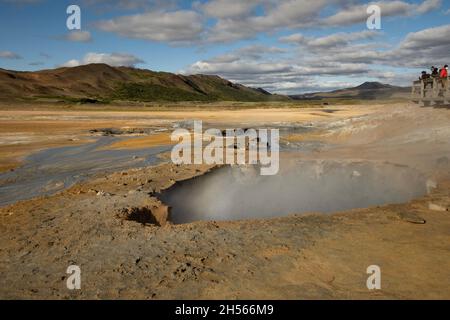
0,0,449,93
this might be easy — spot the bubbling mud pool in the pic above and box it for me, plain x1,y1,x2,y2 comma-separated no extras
160,160,428,224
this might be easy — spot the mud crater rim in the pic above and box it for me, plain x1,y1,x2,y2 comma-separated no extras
159,160,428,224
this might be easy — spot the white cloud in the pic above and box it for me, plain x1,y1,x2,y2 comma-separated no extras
61,59,81,68
264,79,358,94
280,30,379,48
64,31,92,42
398,24,450,50
324,0,441,26
83,0,178,10
207,0,330,42
416,0,442,14
181,44,370,94
279,23,450,70
200,0,261,19
97,10,203,44
186,60,293,76
0,51,22,59
200,45,286,66
182,21,450,94
205,0,441,43
91,0,442,44
279,33,307,44
60,52,144,67
385,24,450,67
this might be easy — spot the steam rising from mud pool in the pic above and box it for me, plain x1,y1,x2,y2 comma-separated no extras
160,160,427,224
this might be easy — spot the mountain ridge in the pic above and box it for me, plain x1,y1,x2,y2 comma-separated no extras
290,82,411,101
0,63,289,103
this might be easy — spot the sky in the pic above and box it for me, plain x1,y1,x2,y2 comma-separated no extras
0,0,449,94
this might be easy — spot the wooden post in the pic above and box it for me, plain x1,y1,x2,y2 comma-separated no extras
433,78,439,98
445,76,449,104
420,80,425,99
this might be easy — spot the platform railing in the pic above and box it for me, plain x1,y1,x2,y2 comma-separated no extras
411,77,449,105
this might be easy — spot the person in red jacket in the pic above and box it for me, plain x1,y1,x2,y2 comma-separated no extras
440,65,448,91
440,65,448,78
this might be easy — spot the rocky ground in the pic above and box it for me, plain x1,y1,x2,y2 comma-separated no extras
0,103,449,299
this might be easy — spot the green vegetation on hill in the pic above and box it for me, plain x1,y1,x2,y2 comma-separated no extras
113,83,211,102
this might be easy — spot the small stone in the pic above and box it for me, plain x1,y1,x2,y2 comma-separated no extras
352,170,361,177
97,191,111,197
426,179,437,194
398,212,426,224
428,202,448,212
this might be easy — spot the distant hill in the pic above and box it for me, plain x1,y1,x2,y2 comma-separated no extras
0,64,288,103
290,82,411,101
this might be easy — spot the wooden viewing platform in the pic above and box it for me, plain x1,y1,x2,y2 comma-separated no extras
412,77,449,106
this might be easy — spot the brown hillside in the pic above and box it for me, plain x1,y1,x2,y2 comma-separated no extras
0,64,288,103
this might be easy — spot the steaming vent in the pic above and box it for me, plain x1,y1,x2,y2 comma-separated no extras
159,160,428,224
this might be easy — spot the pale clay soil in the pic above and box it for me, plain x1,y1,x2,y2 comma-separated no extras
0,103,449,299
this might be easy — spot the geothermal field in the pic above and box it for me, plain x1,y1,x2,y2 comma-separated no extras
0,102,449,299
2,0,450,306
